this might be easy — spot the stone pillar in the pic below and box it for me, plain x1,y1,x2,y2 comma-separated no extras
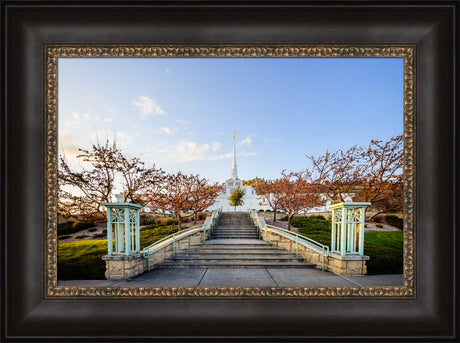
101,202,144,279
328,202,370,256
327,202,371,275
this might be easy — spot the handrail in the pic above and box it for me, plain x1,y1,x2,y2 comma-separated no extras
265,224,329,271
248,209,329,271
142,208,222,271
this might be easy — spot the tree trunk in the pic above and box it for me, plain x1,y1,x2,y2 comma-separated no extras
287,215,292,231
273,208,277,222
194,212,198,224
177,213,182,230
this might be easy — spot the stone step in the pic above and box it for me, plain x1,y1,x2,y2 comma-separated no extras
211,235,260,239
217,223,254,227
211,231,259,237
174,252,298,258
155,261,316,268
211,229,257,232
202,241,270,246
187,245,285,251
215,224,254,226
164,257,304,263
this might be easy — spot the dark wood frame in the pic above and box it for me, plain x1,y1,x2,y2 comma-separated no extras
2,1,457,341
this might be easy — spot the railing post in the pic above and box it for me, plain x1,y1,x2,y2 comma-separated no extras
296,235,299,258
173,234,176,257
148,253,151,271
136,210,140,253
124,207,130,256
107,207,113,255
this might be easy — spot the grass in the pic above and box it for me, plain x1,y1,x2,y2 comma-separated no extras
58,240,108,280
364,231,404,250
286,217,403,275
58,224,181,280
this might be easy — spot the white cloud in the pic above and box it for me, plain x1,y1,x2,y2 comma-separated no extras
104,117,113,123
165,69,170,73
238,135,254,147
62,111,99,130
211,142,220,151
160,127,172,135
116,132,133,145
175,119,190,125
148,140,227,162
132,96,166,118
58,133,81,158
89,130,133,146
263,138,270,144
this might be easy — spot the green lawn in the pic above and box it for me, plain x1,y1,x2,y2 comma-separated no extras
364,231,404,250
58,224,181,280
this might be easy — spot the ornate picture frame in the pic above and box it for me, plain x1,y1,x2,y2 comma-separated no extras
46,45,415,299
2,2,456,340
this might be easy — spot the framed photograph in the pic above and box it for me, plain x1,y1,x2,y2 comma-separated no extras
2,1,456,341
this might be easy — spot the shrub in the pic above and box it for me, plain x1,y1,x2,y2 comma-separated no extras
87,227,97,232
309,214,326,220
140,214,153,225
293,217,332,246
158,217,178,226
197,212,208,220
92,233,106,239
280,216,288,221
364,241,403,275
57,220,96,235
373,215,384,223
385,215,403,230
74,234,89,239
58,235,71,240
376,223,384,228
258,209,264,212
102,229,107,234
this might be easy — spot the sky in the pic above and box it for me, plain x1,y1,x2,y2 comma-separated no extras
58,57,403,186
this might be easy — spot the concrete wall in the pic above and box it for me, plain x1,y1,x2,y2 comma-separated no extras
260,227,368,276
103,228,209,280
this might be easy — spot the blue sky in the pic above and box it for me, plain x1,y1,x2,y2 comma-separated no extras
58,57,403,184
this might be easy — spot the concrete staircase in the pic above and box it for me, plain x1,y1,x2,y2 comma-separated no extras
210,212,260,239
155,212,316,269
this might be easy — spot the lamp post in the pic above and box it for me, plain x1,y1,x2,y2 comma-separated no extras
328,202,371,256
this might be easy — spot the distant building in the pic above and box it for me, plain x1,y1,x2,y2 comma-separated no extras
207,132,270,212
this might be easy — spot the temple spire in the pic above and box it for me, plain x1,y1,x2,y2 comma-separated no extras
231,131,238,179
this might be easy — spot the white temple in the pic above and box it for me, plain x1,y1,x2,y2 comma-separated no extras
207,132,270,212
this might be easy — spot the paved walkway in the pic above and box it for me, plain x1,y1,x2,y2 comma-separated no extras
59,268,403,287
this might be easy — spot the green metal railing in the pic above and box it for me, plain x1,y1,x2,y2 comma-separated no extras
142,209,222,272
248,209,329,271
